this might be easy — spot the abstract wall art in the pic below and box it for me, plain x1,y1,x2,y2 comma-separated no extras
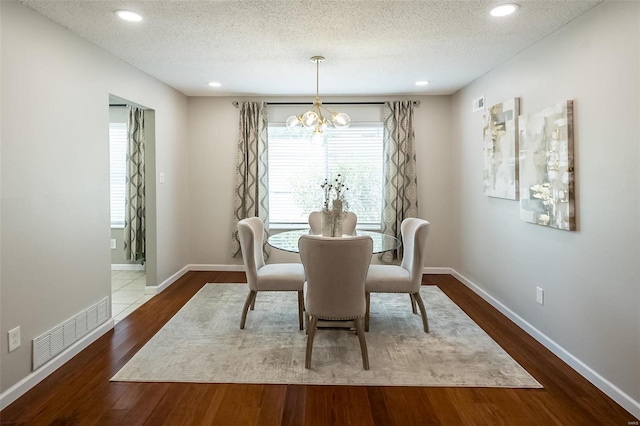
518,100,575,231
483,98,520,200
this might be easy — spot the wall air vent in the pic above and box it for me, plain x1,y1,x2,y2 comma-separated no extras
472,95,485,112
32,297,110,370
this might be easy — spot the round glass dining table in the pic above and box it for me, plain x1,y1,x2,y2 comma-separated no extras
267,229,400,254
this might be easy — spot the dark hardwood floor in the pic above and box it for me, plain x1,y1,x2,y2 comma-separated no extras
1,271,634,425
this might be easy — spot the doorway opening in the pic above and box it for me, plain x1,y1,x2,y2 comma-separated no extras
109,94,157,323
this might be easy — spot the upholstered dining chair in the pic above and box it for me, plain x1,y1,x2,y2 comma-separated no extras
308,211,322,234
365,218,431,333
298,234,373,370
342,211,357,236
308,211,358,235
237,217,306,330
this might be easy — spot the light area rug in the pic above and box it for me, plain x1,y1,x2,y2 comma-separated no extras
111,284,541,388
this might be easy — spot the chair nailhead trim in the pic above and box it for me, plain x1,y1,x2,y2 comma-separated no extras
312,315,365,321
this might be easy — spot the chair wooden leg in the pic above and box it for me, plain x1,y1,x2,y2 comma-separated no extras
413,291,429,333
240,290,257,329
305,316,318,369
250,295,256,310
410,294,417,314
354,317,370,370
297,291,304,330
365,292,371,332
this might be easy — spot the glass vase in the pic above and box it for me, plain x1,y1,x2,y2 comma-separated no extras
332,199,344,237
321,209,333,237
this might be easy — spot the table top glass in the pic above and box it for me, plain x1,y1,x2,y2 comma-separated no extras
267,229,400,254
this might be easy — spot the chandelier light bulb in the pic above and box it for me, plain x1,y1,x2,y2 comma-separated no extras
286,115,301,128
302,110,319,128
332,112,351,128
310,127,325,145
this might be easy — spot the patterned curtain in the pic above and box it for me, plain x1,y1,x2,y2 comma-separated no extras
124,106,145,262
231,102,270,259
380,101,419,262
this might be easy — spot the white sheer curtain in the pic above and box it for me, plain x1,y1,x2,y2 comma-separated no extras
381,101,419,262
231,101,270,260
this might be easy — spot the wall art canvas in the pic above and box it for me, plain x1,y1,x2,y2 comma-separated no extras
483,98,520,200
518,100,575,231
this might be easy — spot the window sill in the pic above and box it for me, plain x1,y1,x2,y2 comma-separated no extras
269,223,308,230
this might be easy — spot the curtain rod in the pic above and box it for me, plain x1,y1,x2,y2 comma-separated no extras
232,101,420,108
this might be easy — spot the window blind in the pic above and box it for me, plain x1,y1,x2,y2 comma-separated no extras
268,123,383,225
109,122,127,227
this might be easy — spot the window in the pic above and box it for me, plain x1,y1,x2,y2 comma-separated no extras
109,122,127,227
268,123,384,227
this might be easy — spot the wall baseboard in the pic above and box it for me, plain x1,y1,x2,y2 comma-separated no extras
423,267,452,274
450,268,640,420
111,264,144,271
145,265,190,294
0,319,114,411
144,264,238,295
145,264,245,294
189,264,244,272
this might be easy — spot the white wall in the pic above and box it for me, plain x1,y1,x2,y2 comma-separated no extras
0,1,189,393
186,95,452,268
451,0,639,412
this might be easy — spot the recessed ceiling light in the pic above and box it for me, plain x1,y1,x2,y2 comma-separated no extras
490,3,519,17
208,82,222,87
415,81,430,86
115,10,143,22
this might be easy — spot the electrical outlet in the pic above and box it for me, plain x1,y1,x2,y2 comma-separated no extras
110,239,116,249
159,172,165,184
8,326,21,352
536,287,544,305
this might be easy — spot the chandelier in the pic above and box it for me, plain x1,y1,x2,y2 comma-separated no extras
286,56,351,143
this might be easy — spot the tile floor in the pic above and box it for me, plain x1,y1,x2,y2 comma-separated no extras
111,270,153,324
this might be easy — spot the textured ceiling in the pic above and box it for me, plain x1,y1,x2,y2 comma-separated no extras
21,0,602,96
